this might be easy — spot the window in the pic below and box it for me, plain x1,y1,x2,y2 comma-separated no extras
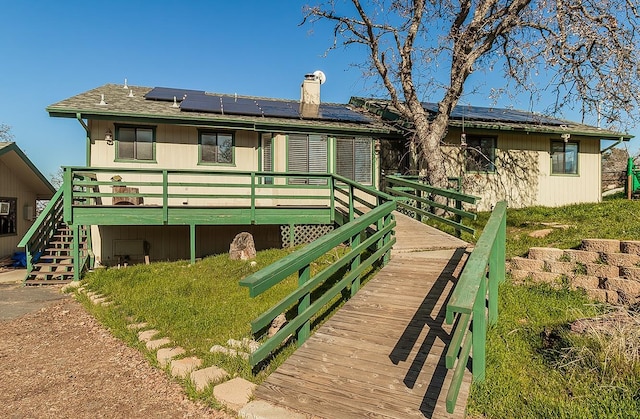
261,133,273,184
551,140,578,175
466,136,496,172
0,197,17,236
288,134,327,184
116,126,154,161
200,131,234,164
336,137,373,185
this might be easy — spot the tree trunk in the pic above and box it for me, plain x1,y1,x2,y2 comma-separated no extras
413,111,449,190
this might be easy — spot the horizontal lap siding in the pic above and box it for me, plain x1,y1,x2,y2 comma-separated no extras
0,160,37,257
442,128,601,210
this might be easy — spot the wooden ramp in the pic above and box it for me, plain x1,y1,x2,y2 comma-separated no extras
253,212,473,418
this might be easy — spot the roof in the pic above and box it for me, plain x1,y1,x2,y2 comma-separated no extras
349,97,632,140
47,84,394,136
0,142,56,199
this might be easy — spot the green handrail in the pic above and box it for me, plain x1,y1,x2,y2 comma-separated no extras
384,175,480,236
239,179,397,366
444,200,507,413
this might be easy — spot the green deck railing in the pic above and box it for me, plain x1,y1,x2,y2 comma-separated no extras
384,175,479,236
239,176,396,366
444,200,507,413
62,166,341,226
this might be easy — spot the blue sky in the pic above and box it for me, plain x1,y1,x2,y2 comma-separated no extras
1,1,635,179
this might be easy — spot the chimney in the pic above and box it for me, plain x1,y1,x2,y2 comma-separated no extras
300,72,322,118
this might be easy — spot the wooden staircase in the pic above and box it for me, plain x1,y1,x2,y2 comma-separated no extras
24,224,85,285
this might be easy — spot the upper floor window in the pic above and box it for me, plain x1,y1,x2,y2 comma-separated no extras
200,131,234,164
465,136,496,172
0,197,17,236
116,126,155,161
551,140,578,175
336,137,372,185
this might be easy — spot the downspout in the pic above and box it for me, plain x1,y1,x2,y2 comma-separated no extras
76,113,91,166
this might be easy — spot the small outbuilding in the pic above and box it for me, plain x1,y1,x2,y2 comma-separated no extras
0,142,55,260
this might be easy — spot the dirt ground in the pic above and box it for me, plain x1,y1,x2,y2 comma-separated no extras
0,287,229,418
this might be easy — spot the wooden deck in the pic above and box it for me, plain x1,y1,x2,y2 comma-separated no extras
254,212,473,418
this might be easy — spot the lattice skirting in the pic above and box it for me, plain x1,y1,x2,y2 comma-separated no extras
280,224,335,248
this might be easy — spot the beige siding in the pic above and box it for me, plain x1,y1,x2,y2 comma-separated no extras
0,160,38,258
441,128,602,211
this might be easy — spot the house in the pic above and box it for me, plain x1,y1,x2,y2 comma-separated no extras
40,75,395,273
0,142,55,260
350,98,632,211
33,75,629,281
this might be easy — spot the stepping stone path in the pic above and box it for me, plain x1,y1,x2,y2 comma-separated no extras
74,286,299,417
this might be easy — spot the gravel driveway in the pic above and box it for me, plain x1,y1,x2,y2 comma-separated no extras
0,284,228,418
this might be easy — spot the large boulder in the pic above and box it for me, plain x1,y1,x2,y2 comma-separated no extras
229,232,256,261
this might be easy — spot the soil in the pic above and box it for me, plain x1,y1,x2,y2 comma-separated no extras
0,290,229,418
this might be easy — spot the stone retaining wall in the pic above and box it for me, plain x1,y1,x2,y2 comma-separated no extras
508,239,640,305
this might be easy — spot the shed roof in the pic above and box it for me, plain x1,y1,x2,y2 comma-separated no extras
0,142,55,199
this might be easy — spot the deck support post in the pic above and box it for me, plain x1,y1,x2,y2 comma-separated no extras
72,223,80,281
189,224,196,265
288,224,295,247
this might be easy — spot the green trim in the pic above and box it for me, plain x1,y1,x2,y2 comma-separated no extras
114,124,157,162
49,109,393,136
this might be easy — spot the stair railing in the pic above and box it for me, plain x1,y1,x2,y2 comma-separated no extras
18,188,64,279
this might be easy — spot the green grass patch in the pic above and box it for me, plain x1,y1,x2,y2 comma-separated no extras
78,245,359,393
461,198,640,258
468,281,640,418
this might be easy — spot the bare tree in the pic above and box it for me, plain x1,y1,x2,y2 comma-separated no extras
303,1,640,188
0,124,14,142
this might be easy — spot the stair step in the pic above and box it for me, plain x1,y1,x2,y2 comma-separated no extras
25,278,74,286
35,262,74,267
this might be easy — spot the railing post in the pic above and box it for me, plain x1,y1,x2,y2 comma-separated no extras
63,168,72,225
350,232,361,297
349,183,355,222
162,170,168,224
189,223,196,265
72,223,80,282
297,264,311,345
472,273,487,381
250,172,256,223
329,176,335,223
24,243,32,281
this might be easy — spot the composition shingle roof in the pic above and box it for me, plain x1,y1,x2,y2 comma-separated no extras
47,84,394,136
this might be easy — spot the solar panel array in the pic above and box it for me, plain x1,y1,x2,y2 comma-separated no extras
422,102,565,125
144,87,373,123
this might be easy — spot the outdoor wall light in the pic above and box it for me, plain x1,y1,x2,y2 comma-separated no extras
105,129,113,145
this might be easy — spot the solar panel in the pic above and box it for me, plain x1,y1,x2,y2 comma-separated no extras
180,95,222,113
145,86,374,124
319,104,372,123
220,97,262,116
423,102,565,125
258,99,300,118
145,87,206,102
